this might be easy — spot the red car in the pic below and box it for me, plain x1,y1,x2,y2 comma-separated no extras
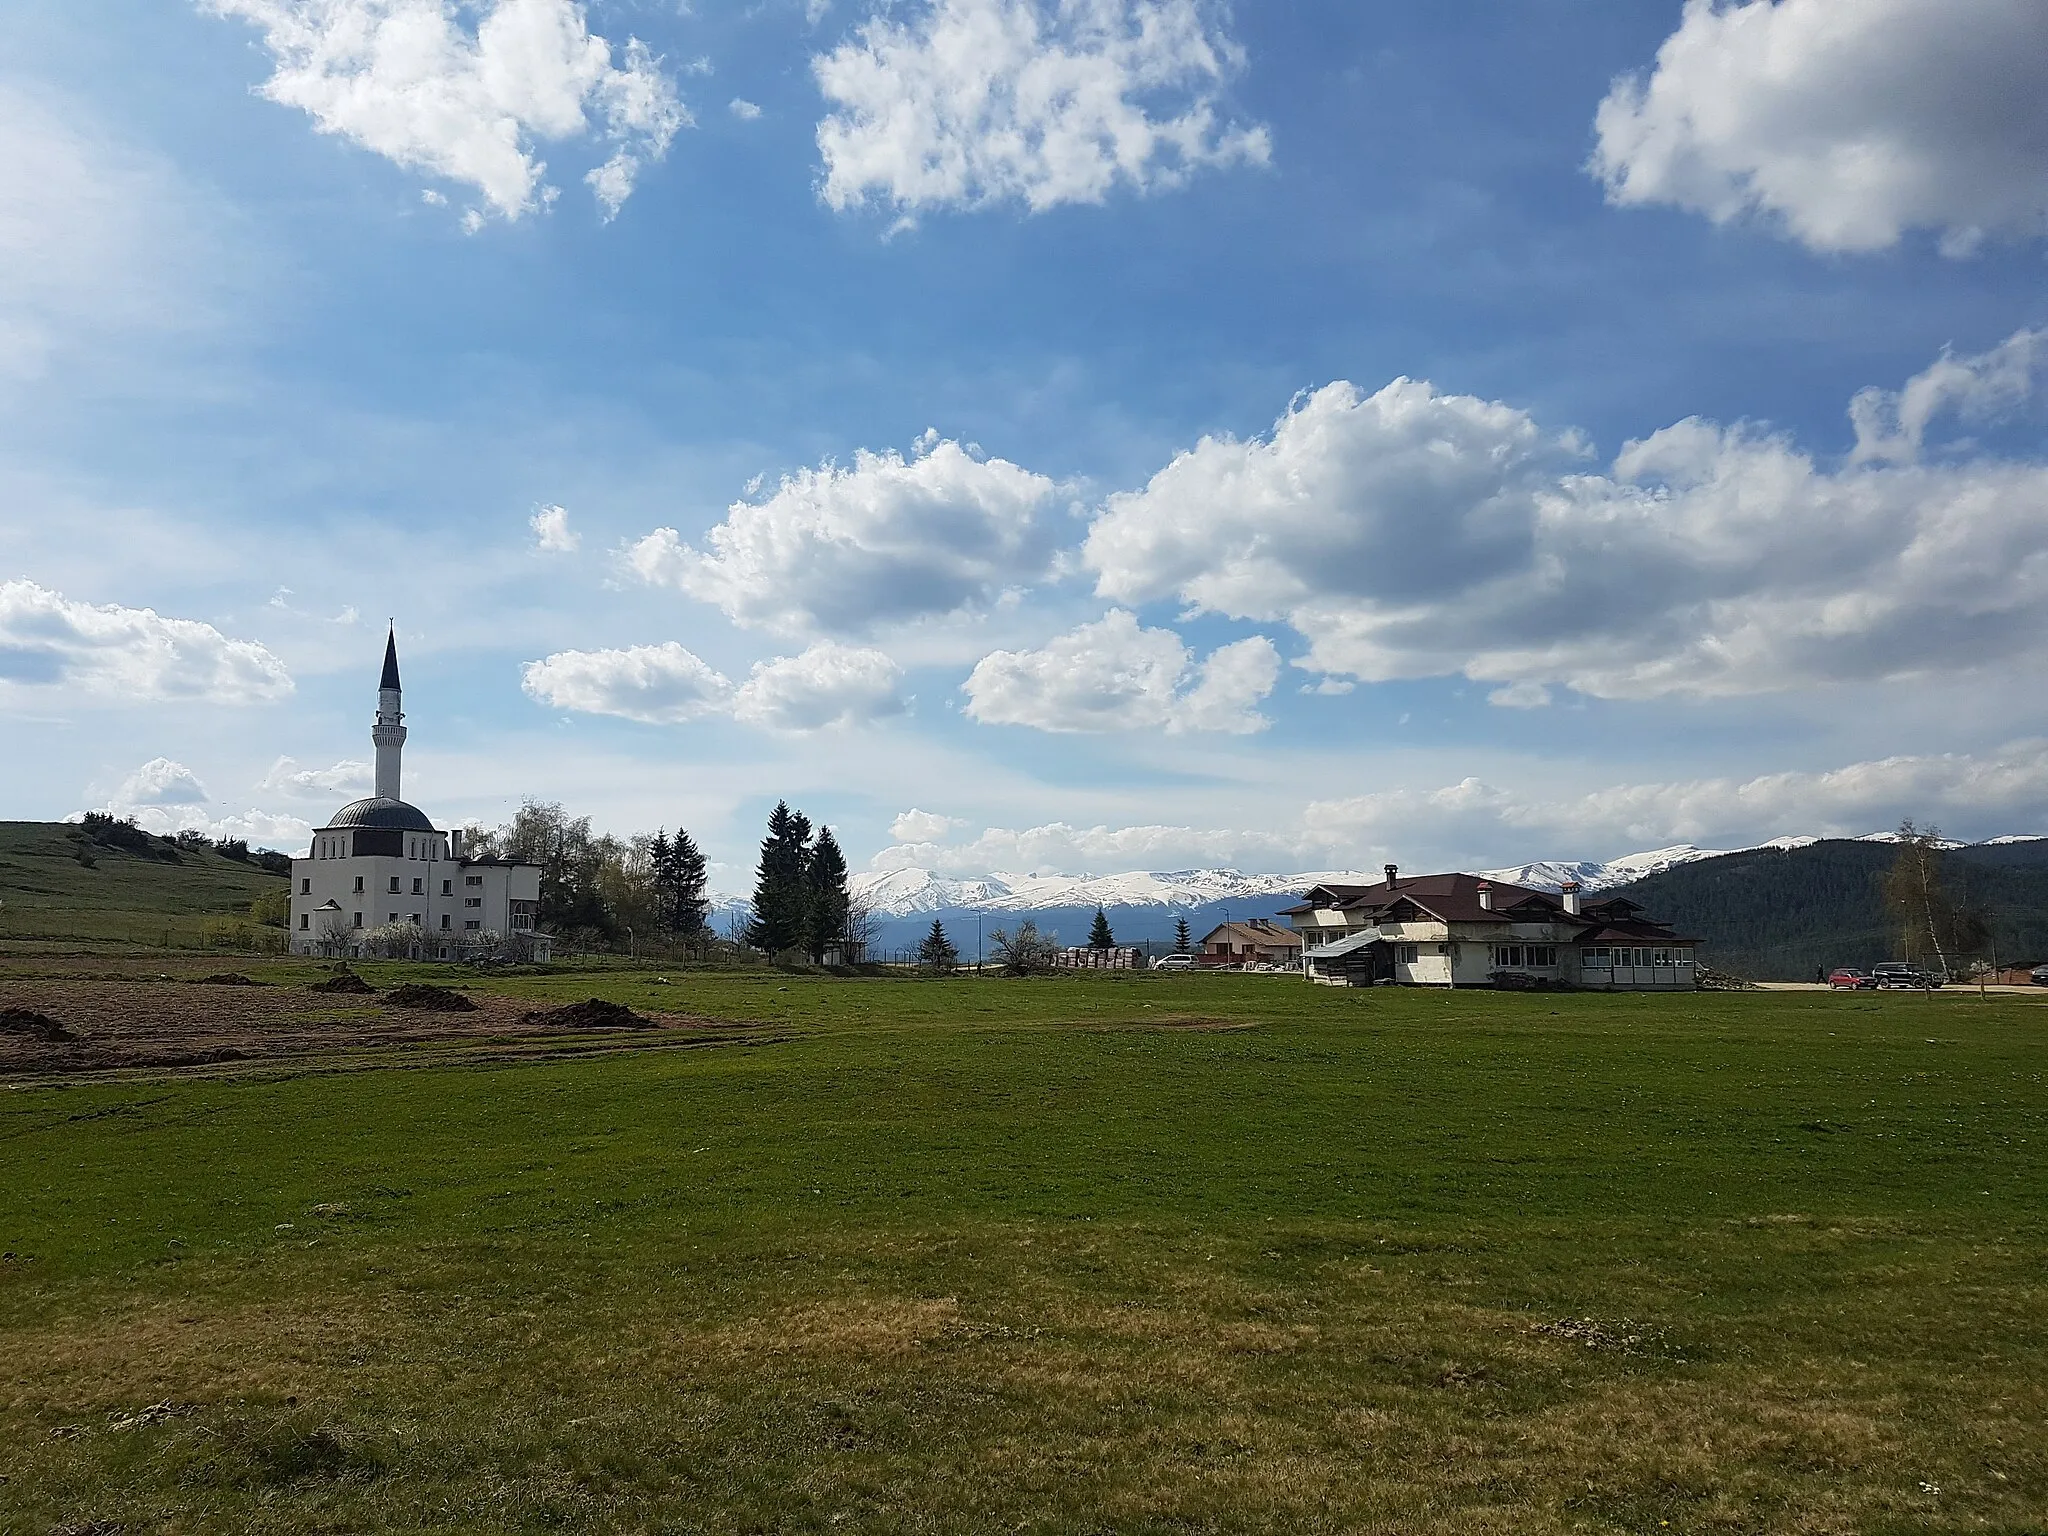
1828,967,1877,989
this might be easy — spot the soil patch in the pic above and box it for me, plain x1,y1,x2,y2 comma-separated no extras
520,999,654,1031
198,973,265,987
383,983,477,1012
0,1007,75,1043
306,972,376,995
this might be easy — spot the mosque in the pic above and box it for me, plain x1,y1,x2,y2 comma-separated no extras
289,632,548,961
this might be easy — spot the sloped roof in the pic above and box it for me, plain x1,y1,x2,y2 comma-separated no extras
380,628,402,691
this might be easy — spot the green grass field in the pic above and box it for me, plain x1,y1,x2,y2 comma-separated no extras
0,822,286,951
1,969,2044,1533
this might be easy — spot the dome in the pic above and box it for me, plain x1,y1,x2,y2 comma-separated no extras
322,796,438,832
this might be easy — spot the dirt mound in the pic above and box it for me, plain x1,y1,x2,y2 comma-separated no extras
306,972,375,995
198,973,265,986
519,998,654,1031
384,983,477,1012
0,1007,76,1043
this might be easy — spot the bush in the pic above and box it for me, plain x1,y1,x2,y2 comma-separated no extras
249,888,291,928
988,920,1059,977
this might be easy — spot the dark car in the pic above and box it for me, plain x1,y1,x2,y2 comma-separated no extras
2033,965,2048,987
1873,961,1942,989
1827,967,1876,989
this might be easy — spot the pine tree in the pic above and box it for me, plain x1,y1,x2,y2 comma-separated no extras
1173,914,1191,953
747,802,813,953
1088,908,1115,950
806,825,850,961
652,828,709,938
916,919,959,974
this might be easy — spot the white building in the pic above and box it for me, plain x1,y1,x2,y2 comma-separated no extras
1281,866,1697,990
289,633,548,962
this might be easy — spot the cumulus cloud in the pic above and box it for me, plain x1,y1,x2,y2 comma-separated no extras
1083,335,2048,700
729,97,762,120
1590,0,2048,255
1850,328,2048,464
203,0,689,222
521,641,734,723
891,807,968,842
813,0,1269,217
732,642,906,731
0,580,293,704
116,757,209,807
521,639,905,730
260,756,374,798
628,437,1064,636
962,610,1279,733
530,503,579,553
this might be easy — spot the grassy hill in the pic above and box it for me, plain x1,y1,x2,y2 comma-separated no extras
0,820,289,951
1614,838,2048,980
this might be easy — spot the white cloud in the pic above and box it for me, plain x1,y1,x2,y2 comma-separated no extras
0,580,293,704
260,756,374,799
117,757,210,807
628,437,1064,636
530,502,580,552
203,0,689,222
873,739,2048,878
732,641,906,731
521,641,734,723
729,97,762,120
1590,0,2048,255
962,609,1278,733
1850,328,2048,464
1083,335,2048,700
520,639,905,730
891,807,968,841
813,0,1270,217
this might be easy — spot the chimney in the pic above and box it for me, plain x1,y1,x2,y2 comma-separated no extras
1561,880,1581,916
450,829,464,860
1477,880,1493,911
1383,863,1399,887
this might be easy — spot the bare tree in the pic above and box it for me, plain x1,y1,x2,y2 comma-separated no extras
1882,820,1954,976
988,919,1058,977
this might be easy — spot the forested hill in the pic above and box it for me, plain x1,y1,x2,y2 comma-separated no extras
1611,839,2048,980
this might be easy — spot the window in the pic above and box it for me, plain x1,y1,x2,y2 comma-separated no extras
1529,945,1557,966
512,913,531,930
301,878,310,894
1652,947,1673,965
299,914,309,931
1394,943,1419,964
352,913,362,928
1494,945,1523,968
465,920,480,931
354,876,364,893
442,880,452,896
465,875,483,887
388,876,400,894
465,897,482,909
440,915,451,930
389,912,399,924
1583,947,1611,967
409,913,421,927
411,878,423,894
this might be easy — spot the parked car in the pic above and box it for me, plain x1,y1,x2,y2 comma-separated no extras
1151,953,1195,971
2033,964,2048,987
1873,961,1943,989
1827,967,1877,990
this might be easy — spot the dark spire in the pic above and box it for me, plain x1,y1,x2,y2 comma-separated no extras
379,627,402,692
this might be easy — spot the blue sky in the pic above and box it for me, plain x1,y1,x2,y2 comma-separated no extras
5,0,2047,886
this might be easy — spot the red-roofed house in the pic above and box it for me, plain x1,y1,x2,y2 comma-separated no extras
1279,864,1698,990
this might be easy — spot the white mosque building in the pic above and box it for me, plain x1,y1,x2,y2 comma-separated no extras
290,632,548,961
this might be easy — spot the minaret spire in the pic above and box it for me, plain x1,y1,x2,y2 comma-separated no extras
372,627,407,801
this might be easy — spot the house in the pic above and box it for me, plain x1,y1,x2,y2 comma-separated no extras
1280,864,1697,991
290,633,549,963
1197,919,1303,968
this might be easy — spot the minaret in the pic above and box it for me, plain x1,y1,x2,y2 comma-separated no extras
372,628,406,801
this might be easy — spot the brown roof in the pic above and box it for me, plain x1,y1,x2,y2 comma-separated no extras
1285,871,1689,939
1200,920,1303,948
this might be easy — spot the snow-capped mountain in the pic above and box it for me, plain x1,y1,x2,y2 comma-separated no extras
828,832,2044,920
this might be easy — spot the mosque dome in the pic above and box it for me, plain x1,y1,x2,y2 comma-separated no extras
322,796,438,832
